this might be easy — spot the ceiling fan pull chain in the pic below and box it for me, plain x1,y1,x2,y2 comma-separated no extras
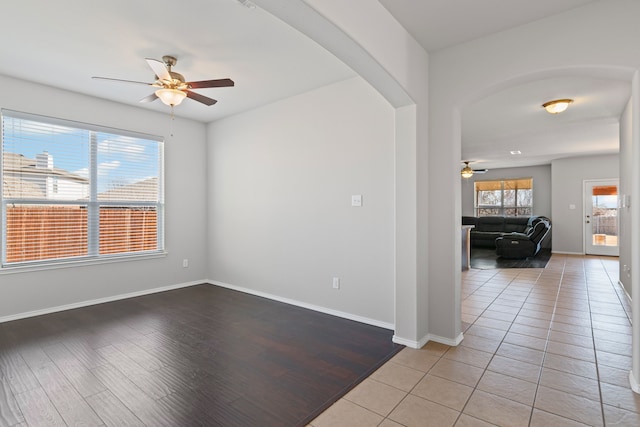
170,105,175,137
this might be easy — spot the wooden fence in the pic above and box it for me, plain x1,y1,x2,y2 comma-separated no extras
593,215,617,236
5,206,157,263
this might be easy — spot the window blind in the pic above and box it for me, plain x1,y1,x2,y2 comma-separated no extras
475,178,532,191
1,110,164,267
474,177,533,217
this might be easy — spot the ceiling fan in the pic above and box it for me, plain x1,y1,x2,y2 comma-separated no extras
93,55,234,107
461,161,488,178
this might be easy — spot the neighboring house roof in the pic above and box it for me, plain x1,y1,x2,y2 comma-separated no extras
3,152,88,199
97,177,158,202
2,175,45,199
3,152,88,183
3,152,157,202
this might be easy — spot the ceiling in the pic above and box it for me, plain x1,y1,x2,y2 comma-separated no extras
378,0,629,170
0,0,628,170
0,0,355,123
460,76,630,170
378,0,600,52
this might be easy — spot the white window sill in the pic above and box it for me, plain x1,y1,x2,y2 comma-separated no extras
0,251,168,275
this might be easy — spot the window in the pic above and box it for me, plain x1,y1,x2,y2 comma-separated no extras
474,178,532,217
1,110,164,267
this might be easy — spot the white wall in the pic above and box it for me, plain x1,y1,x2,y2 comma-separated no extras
258,0,432,347
0,74,209,319
461,164,552,218
207,77,395,325
551,154,619,254
619,99,632,295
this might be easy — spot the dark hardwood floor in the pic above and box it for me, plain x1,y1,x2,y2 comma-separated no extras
470,247,552,269
0,284,401,427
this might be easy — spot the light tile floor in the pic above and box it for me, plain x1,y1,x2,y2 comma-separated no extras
310,254,640,426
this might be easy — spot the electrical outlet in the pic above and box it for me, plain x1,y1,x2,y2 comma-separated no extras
182,259,189,268
332,277,340,289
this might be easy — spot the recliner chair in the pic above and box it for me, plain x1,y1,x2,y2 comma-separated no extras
495,216,551,259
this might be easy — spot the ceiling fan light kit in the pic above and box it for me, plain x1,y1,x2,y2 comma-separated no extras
461,162,474,178
542,98,573,114
93,55,234,110
461,161,489,178
155,88,187,106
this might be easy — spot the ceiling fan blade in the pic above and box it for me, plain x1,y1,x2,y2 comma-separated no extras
186,90,217,106
145,58,171,81
139,93,158,103
187,78,235,89
92,76,153,86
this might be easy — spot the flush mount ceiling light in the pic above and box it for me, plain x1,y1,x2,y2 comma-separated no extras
542,98,573,114
461,161,474,179
510,150,522,155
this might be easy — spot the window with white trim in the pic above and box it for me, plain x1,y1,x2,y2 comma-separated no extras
474,178,533,217
1,110,164,267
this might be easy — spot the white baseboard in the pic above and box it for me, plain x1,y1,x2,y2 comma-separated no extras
1,278,396,332
0,280,203,324
392,334,429,349
617,280,632,303
392,332,463,349
207,280,394,331
630,371,640,394
430,332,464,346
551,251,584,255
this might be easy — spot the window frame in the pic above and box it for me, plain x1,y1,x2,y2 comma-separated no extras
474,177,533,217
1,109,165,270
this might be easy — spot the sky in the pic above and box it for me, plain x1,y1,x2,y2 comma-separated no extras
593,195,617,209
2,115,161,194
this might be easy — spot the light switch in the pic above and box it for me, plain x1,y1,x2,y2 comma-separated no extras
351,195,362,207
569,204,576,210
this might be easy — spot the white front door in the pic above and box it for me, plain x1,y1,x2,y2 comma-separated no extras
584,179,619,256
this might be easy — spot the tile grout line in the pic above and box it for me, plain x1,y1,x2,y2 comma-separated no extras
456,267,542,425
525,254,596,426
376,267,529,426
349,340,456,426
320,256,630,426
376,361,433,425
587,257,609,427
464,255,606,426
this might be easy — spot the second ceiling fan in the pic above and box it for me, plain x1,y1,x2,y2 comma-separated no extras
461,161,488,178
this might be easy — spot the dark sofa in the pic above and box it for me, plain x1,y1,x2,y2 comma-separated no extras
495,216,552,258
462,216,551,258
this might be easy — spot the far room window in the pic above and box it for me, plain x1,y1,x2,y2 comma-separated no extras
474,178,532,217
1,110,164,268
